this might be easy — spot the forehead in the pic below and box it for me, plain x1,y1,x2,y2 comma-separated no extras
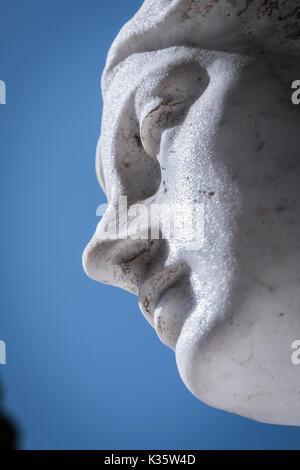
102,0,300,93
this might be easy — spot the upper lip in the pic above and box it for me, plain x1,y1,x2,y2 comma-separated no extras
138,260,189,327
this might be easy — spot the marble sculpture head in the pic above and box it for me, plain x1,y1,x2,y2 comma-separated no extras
83,0,300,425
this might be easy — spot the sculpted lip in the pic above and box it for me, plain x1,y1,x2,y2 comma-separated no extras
138,261,188,328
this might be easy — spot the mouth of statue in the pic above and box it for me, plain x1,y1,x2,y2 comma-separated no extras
138,260,192,349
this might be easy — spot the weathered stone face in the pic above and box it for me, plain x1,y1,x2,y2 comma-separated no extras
83,0,300,425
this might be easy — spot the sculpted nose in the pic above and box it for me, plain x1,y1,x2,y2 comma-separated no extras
83,76,165,293
82,203,164,294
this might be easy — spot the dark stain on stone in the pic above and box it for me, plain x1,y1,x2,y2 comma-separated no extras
134,135,142,148
257,208,268,217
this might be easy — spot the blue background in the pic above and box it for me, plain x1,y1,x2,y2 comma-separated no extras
1,0,300,450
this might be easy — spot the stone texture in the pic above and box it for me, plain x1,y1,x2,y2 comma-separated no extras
83,0,300,425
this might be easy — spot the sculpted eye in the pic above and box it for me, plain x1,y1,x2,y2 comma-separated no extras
139,62,209,158
111,61,208,202
113,106,161,202
140,98,185,157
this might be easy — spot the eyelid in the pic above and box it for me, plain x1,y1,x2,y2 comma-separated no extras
139,98,185,158
137,62,210,158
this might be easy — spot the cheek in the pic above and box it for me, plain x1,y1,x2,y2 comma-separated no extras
156,125,217,205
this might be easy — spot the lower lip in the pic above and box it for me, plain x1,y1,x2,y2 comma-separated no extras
154,284,189,350
138,261,188,325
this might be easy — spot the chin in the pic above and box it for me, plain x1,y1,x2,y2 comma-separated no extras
175,294,300,426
